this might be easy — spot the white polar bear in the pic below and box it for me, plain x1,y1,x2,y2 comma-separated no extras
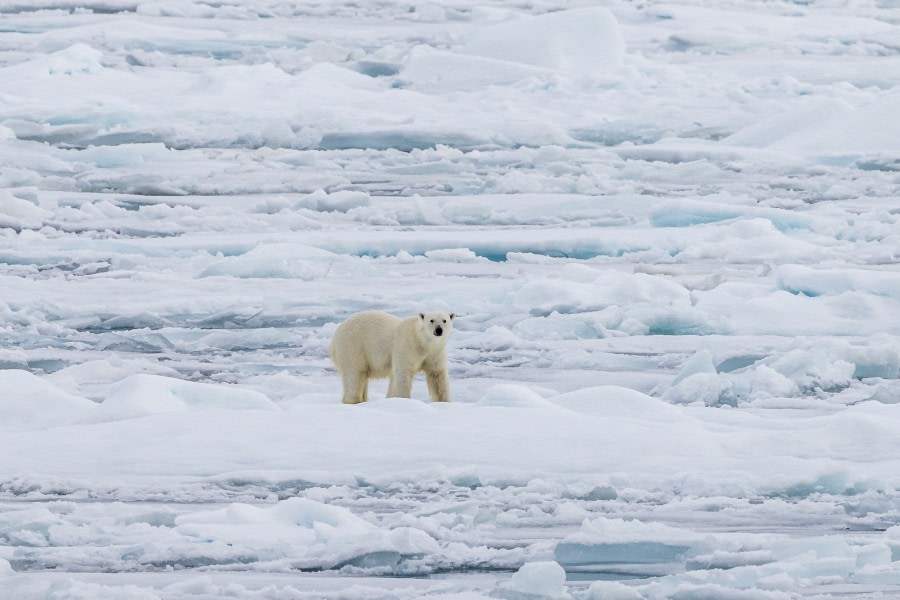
329,310,454,404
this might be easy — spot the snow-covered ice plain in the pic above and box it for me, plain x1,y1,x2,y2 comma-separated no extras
1,0,900,598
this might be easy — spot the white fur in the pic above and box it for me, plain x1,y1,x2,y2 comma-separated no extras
329,310,454,404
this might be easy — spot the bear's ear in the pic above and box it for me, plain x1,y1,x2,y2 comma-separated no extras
449,313,455,320
419,313,425,320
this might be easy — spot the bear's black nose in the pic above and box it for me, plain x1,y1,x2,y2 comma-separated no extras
435,327,443,336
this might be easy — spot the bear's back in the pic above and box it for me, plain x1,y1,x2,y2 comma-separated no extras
331,311,401,370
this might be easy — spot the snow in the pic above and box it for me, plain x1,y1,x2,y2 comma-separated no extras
2,0,900,598
587,581,643,600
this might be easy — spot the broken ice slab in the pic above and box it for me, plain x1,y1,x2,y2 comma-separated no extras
93,332,175,353
98,314,174,330
554,540,690,566
554,517,703,573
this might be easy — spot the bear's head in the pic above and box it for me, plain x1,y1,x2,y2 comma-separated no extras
418,312,455,341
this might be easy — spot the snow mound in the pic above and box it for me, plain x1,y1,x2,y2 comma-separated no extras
725,98,854,150
174,497,439,571
461,7,625,73
587,581,643,600
363,396,436,413
7,43,105,78
90,374,278,422
553,386,686,421
478,384,557,408
724,90,900,163
769,91,899,162
0,370,96,430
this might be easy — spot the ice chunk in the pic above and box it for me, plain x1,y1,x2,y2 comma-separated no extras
665,349,736,406
174,497,439,571
740,365,798,400
401,46,553,93
570,121,667,146
555,517,702,567
834,340,899,380
765,348,856,393
649,199,814,232
77,143,174,168
508,271,693,323
671,349,717,386
424,248,480,263
200,243,334,279
665,372,736,406
318,130,486,152
615,138,760,166
512,313,611,341
293,189,371,212
460,325,523,351
0,506,60,547
0,190,48,231
555,540,690,566
666,339,900,405
869,380,900,405
93,332,174,353
98,314,173,331
461,8,625,73
581,485,618,501
506,561,569,598
777,265,900,300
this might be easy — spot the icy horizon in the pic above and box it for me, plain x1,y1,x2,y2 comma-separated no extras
1,0,899,598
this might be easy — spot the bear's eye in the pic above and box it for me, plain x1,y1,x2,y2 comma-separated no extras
442,320,446,324
430,319,434,323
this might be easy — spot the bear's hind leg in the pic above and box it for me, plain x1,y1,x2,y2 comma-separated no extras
426,368,451,402
341,371,368,404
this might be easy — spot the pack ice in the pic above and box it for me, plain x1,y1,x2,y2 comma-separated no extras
1,0,899,599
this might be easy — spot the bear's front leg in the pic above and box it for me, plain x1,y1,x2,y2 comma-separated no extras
426,368,451,402
387,367,414,399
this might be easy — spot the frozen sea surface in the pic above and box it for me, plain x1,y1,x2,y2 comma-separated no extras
1,0,900,598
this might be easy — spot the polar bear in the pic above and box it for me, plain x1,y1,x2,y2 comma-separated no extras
329,310,454,404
